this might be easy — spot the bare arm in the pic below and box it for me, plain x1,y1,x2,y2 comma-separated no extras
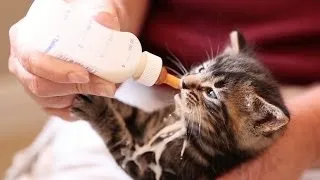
219,84,320,180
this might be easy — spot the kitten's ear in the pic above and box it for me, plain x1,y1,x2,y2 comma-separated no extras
252,96,290,134
229,31,248,53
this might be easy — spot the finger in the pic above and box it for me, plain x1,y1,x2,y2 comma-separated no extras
8,18,24,73
94,0,121,30
94,11,120,30
9,17,90,84
25,88,75,109
44,107,77,121
18,50,90,84
72,74,116,97
8,46,16,74
64,0,120,30
9,18,25,48
11,56,115,97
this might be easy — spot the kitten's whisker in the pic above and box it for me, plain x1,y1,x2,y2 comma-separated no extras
185,110,192,141
189,109,197,139
196,107,202,136
195,107,210,153
165,45,188,74
207,37,214,60
167,56,188,75
210,43,214,60
188,119,192,140
199,108,202,136
109,137,127,150
205,49,210,60
165,66,183,77
216,44,220,57
169,53,188,74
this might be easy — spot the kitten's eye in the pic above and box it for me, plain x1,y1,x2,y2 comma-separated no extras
198,67,205,73
204,87,217,99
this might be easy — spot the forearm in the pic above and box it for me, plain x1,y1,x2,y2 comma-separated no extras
220,84,320,180
266,85,320,179
111,0,149,35
295,85,320,167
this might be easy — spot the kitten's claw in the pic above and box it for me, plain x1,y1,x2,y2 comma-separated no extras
71,94,106,121
76,94,93,103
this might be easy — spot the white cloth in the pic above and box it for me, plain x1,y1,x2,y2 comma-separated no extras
5,117,132,180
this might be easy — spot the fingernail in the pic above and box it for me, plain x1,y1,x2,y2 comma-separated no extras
95,11,120,30
68,72,90,83
107,85,116,97
99,9,117,18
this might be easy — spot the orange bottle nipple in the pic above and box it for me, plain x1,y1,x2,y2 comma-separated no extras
155,67,181,89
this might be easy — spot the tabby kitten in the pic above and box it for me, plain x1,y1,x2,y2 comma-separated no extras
71,31,290,180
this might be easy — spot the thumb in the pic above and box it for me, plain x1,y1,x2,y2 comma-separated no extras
94,11,120,31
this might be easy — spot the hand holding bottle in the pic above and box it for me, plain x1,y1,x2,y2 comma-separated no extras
8,5,120,120
8,0,177,120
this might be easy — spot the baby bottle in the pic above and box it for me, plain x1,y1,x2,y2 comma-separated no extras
17,0,181,89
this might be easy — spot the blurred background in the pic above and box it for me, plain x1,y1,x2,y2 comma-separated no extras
0,1,49,178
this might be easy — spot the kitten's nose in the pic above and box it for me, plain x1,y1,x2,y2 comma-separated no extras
181,75,201,89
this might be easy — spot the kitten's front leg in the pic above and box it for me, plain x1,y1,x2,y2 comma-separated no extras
71,94,134,163
71,94,177,179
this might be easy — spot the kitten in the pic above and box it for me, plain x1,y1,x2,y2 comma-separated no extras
71,31,290,180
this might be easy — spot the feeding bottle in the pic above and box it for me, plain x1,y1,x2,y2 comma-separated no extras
17,0,181,89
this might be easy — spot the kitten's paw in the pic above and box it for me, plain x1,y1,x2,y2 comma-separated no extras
71,94,107,121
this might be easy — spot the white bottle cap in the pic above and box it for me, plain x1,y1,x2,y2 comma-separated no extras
136,51,163,86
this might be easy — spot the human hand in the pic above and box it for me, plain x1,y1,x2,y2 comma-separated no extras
8,5,120,120
218,85,320,180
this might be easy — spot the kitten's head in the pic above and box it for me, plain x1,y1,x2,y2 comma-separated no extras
175,31,290,152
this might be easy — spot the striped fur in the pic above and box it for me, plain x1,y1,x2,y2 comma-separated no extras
71,31,290,180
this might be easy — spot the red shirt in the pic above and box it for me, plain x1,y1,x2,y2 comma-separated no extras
140,0,320,84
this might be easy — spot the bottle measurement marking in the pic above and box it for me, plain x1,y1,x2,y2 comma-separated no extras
122,38,136,68
57,54,97,73
77,19,94,49
63,9,71,20
45,35,60,53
